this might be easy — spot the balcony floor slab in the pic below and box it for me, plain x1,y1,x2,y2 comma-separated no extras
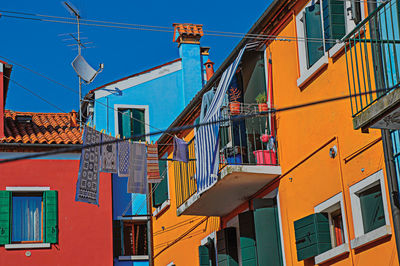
177,165,281,217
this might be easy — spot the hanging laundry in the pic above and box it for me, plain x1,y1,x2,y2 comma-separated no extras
118,140,130,177
75,126,101,205
147,143,161,183
127,142,147,194
100,134,117,173
173,136,189,163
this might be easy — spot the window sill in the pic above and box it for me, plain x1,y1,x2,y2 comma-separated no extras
297,56,329,88
5,243,51,249
314,243,349,264
118,255,149,261
328,43,345,59
350,225,391,249
153,199,170,218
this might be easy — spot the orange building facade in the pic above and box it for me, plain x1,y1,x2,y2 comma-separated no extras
151,0,400,265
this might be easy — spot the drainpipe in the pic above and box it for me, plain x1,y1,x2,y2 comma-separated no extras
147,184,154,266
381,129,400,262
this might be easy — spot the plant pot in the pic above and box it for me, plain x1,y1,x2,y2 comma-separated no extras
258,103,268,112
229,102,241,115
253,150,277,165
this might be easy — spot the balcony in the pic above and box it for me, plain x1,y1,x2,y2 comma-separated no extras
175,105,281,217
343,0,400,130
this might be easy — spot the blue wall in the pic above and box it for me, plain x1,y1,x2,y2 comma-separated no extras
91,42,205,266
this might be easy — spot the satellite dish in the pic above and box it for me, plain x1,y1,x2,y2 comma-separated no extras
71,55,103,84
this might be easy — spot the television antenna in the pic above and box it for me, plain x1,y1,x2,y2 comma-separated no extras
63,1,103,127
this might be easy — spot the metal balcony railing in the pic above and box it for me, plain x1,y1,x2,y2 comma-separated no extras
343,0,400,117
174,104,278,208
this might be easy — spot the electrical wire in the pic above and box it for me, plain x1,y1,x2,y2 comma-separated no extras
0,87,393,165
0,54,175,138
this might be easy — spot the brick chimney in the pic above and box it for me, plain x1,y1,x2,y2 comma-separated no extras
204,59,215,81
70,110,78,127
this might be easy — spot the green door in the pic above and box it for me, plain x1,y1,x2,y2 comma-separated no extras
253,198,283,266
239,211,258,266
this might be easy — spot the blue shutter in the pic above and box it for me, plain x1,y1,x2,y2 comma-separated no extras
305,3,324,67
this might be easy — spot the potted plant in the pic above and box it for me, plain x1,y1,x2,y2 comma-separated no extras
229,87,242,115
256,92,268,112
253,133,277,165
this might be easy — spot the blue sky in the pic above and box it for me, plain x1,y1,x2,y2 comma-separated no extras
1,0,272,113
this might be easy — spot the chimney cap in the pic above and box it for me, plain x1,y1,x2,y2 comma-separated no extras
173,23,204,45
204,59,215,66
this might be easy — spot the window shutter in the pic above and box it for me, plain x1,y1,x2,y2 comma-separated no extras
238,211,258,266
304,3,324,67
293,213,331,261
350,0,362,25
132,109,146,141
44,190,58,244
217,227,239,266
253,198,283,266
112,220,122,257
359,185,386,233
323,0,346,51
199,245,210,266
153,175,168,207
119,109,133,138
0,191,11,245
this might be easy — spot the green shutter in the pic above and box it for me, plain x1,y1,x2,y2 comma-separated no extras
0,191,11,245
238,211,258,266
132,109,146,141
44,190,58,244
199,245,210,266
153,175,168,207
305,3,324,67
323,0,346,50
119,109,133,138
217,228,239,266
293,213,331,261
359,185,386,233
253,199,283,266
113,220,122,257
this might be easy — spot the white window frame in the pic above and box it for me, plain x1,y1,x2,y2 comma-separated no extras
199,231,217,266
349,170,391,249
5,186,51,250
313,193,350,264
114,104,150,142
296,0,365,87
117,217,150,261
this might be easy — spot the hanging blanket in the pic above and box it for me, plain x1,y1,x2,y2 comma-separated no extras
118,140,130,177
173,136,189,163
75,126,101,205
147,143,161,183
100,134,117,173
127,142,148,194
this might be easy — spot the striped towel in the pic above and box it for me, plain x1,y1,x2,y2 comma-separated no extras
147,143,161,183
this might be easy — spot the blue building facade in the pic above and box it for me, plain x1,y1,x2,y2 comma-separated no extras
84,24,209,266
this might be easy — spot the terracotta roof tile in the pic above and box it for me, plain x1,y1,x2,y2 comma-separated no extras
1,110,82,145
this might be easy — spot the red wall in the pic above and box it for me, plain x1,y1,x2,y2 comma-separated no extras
0,158,113,266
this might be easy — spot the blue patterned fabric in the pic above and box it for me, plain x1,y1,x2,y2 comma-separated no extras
118,140,130,177
195,46,246,194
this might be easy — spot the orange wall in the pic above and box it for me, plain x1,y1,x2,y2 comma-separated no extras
152,131,220,266
254,2,399,264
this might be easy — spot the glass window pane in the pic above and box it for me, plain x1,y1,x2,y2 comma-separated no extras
305,3,324,67
12,196,42,242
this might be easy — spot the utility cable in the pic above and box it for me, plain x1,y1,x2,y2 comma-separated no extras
0,87,394,165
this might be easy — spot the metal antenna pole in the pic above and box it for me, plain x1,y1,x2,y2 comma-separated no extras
77,15,82,128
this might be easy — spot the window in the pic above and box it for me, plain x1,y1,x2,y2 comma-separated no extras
0,188,58,249
313,193,349,264
296,0,364,86
199,232,217,266
115,105,149,142
349,170,391,249
113,219,149,260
